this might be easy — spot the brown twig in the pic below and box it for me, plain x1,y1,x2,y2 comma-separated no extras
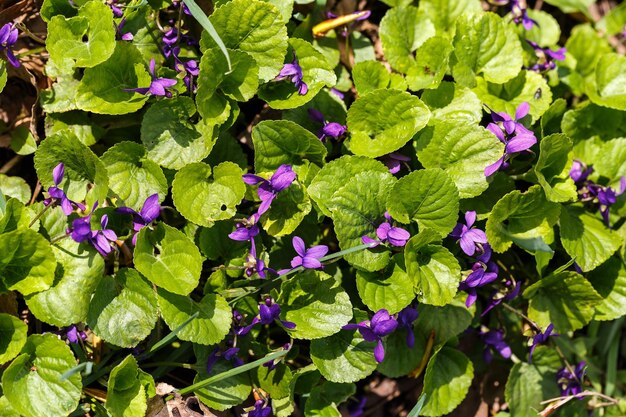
0,154,22,174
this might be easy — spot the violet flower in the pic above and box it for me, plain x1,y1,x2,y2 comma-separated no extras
0,23,20,68
480,329,512,363
206,345,243,374
173,52,199,91
116,194,161,245
70,203,118,257
362,212,410,247
347,396,367,417
482,279,521,316
569,160,593,184
330,88,345,99
172,0,191,15
107,0,123,17
238,298,296,335
556,361,586,397
229,215,260,242
247,399,272,417
289,236,328,269
243,164,296,216
526,40,565,72
243,239,269,279
343,309,398,363
66,325,87,344
510,0,537,30
263,342,291,371
397,304,419,348
276,52,308,95
449,211,488,257
43,163,86,215
162,27,179,58
588,180,626,225
459,260,499,307
380,152,411,174
115,18,133,41
124,59,177,97
308,108,347,141
529,323,557,362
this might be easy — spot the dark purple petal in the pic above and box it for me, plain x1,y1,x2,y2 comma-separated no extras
484,157,504,177
376,222,391,240
486,123,506,142
229,227,254,241
148,58,156,77
459,234,478,256
292,236,306,257
270,164,296,191
52,163,65,186
371,309,392,326
374,339,386,363
515,102,530,120
308,108,325,123
506,134,536,153
322,122,346,138
301,257,322,269
304,244,329,259
242,174,266,185
139,194,161,223
281,320,296,329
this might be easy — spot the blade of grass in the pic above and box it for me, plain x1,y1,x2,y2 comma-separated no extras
148,311,199,354
182,0,231,72
60,361,93,381
407,394,427,417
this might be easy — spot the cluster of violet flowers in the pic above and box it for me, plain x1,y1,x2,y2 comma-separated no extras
0,23,20,68
361,211,411,248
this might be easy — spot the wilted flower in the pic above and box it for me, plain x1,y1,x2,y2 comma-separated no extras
243,239,268,279
480,328,512,363
450,211,488,257
308,108,347,141
343,309,398,363
43,163,86,215
526,40,565,72
276,52,307,95
362,212,410,247
117,194,161,245
556,361,586,397
70,203,118,257
0,23,20,68
529,323,557,362
124,59,177,97
510,0,537,30
243,164,296,216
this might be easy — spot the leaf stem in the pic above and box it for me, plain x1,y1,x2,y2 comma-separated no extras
501,302,541,332
28,203,51,228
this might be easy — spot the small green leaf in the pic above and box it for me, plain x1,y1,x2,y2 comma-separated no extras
559,206,622,272
347,89,431,158
134,223,203,295
45,111,105,147
534,134,577,203
304,382,356,417
415,299,474,344
172,162,245,227
255,364,293,399
2,334,82,417
421,347,474,416
0,175,31,205
40,0,77,22
356,255,414,314
157,288,231,345
0,62,6,93
421,81,483,124
524,9,561,46
197,221,247,261
0,396,20,417
193,351,251,411
562,24,611,94
261,182,312,237
587,53,626,110
0,313,27,365
524,271,602,332
405,36,453,91
588,257,626,321
10,125,37,155
352,61,391,95
419,0,483,33
378,329,425,378
277,270,352,340
386,169,459,235
252,120,327,172
87,268,158,348
106,355,155,417
0,199,31,235
505,363,560,417
562,103,625,143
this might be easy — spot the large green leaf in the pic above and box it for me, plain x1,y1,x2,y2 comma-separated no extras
304,382,355,417
419,0,483,33
421,347,474,416
561,103,625,143
0,313,27,365
356,255,414,314
251,120,327,172
134,223,203,295
405,36,453,91
420,81,483,124
193,351,251,410
2,334,82,417
0,175,30,205
352,61,391,95
106,355,155,417
172,162,245,227
524,271,602,332
255,363,293,399
34,130,109,204
378,329,426,378
415,122,504,198
46,0,115,68
486,186,560,253
505,363,560,417
534,134,577,203
452,12,523,86
347,89,430,158
157,288,231,345
0,229,56,296
559,206,622,272
25,238,104,327
524,9,561,46
415,299,474,344
277,270,352,340
101,142,167,211
328,171,396,271
75,41,151,115
588,257,626,321
200,0,288,83
260,182,312,237
87,268,158,348
591,138,626,188
259,38,337,109
386,169,459,236
140,97,216,170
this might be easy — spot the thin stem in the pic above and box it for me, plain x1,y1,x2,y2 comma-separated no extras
539,390,619,405
29,181,42,205
50,233,70,244
15,46,46,58
141,362,198,370
0,155,23,175
501,302,541,332
29,203,52,228
15,23,46,44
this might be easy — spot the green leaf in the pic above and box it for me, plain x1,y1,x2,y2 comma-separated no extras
1,334,82,417
41,74,81,113
378,329,425,378
486,186,560,253
34,130,109,204
587,53,626,111
0,199,31,235
0,175,30,204
473,70,552,123
562,24,611,89
420,81,483,124
45,111,105,147
562,103,626,143
452,12,523,86
87,268,158,348
193,352,251,411
157,289,231,345
106,355,155,417
101,142,167,211
0,62,6,93
252,120,327,172
534,133,577,203
379,6,435,73
310,326,378,383
304,382,355,417
200,0,288,83
588,257,626,321
40,0,77,22
347,89,430,158
134,223,203,295
415,299,474,344
352,61,391,95
356,255,414,314
0,396,20,417
591,138,626,189
597,1,626,36
328,171,396,271
524,271,602,332
10,125,37,155
183,0,232,71
421,347,474,416
405,36,453,91
505,363,560,417
524,9,561,46
0,313,27,365
386,169,459,235
308,155,389,217
73,42,152,114
543,0,593,16
261,182,312,236
415,122,504,198
559,206,622,272
255,363,293,399
25,238,104,327
277,270,352,340
0,229,56,296
46,0,115,68
172,162,245,227
197,221,247,261
258,38,337,109
419,0,483,33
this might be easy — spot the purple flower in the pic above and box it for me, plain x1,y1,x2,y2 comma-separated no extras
588,180,626,225
380,152,411,174
397,304,419,348
65,325,87,344
289,236,328,269
43,163,86,215
343,309,398,363
243,239,269,279
124,59,177,97
248,400,272,417
529,323,557,362
450,211,488,256
362,212,410,247
115,18,133,41
0,23,20,68
510,0,537,30
569,160,593,184
238,298,296,335
480,329,512,363
330,88,345,99
556,361,586,397
107,0,123,17
229,215,260,242
172,0,191,15
206,345,243,374
276,51,308,95
173,53,199,91
116,194,161,245
459,261,499,307
308,108,347,141
482,278,521,316
526,40,565,72
263,342,291,371
70,203,118,257
347,396,367,417
243,164,296,216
